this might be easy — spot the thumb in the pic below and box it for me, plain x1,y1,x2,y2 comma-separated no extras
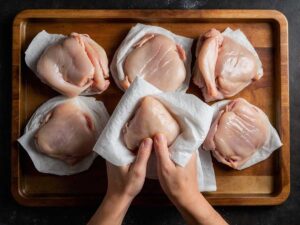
154,133,173,168
132,138,153,173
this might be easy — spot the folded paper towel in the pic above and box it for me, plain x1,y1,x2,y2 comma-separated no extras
18,96,109,175
94,77,216,191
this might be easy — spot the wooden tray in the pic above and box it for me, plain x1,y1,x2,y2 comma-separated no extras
12,9,289,206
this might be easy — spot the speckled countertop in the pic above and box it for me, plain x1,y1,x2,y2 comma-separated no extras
1,0,299,224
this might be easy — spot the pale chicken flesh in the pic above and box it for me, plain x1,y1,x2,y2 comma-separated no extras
121,34,187,91
193,29,260,102
202,98,269,169
37,33,110,97
123,96,180,151
34,100,97,165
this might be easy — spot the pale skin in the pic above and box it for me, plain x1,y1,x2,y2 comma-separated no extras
88,134,228,225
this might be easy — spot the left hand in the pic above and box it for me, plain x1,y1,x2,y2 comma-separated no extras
106,137,153,201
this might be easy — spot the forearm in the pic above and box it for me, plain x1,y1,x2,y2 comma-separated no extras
174,194,228,225
88,194,132,225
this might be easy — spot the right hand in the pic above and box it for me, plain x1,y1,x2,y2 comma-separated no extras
154,133,228,225
153,133,199,207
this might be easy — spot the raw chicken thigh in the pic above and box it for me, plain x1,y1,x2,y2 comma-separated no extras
121,34,187,91
193,28,261,102
37,33,109,97
123,96,180,151
34,100,97,165
202,98,269,169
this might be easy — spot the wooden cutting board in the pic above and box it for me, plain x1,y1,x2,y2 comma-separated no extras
11,9,289,206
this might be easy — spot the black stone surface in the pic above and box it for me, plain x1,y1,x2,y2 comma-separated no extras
0,0,299,224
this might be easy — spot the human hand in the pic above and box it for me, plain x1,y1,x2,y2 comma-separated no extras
106,137,153,201
88,138,153,225
153,133,229,225
153,133,199,208
90,135,228,225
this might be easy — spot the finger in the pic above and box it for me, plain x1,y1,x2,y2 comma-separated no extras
132,138,153,173
153,133,173,169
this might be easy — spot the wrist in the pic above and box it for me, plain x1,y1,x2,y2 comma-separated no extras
169,189,200,209
105,191,134,207
88,192,133,225
174,192,212,214
175,193,217,222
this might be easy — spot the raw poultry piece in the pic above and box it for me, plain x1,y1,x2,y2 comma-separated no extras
37,33,109,97
193,28,261,102
121,33,187,91
123,96,180,151
202,98,269,169
34,100,97,165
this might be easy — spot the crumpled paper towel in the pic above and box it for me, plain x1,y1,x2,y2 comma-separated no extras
94,77,216,191
110,23,193,92
206,99,282,170
24,30,102,95
18,96,110,175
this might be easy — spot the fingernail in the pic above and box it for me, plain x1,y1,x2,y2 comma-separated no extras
143,138,152,147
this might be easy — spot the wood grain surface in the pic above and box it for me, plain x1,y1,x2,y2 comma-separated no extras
11,10,289,206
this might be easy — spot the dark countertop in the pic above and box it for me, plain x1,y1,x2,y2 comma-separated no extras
1,0,299,224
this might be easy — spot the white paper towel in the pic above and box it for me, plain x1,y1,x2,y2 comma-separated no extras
94,77,216,191
18,96,110,175
110,23,193,92
24,30,103,95
206,99,282,170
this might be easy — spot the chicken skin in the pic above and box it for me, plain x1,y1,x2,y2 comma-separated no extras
37,33,109,97
194,29,260,102
121,34,187,91
123,96,180,151
34,100,97,165
203,98,269,169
